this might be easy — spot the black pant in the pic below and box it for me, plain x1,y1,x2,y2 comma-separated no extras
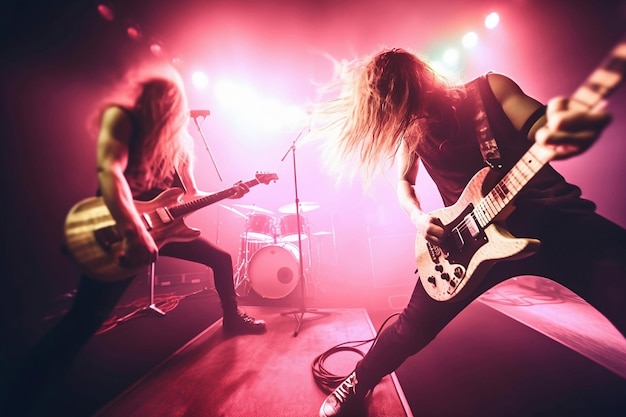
356,210,626,391
3,236,238,416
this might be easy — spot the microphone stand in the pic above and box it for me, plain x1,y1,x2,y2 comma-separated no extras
279,121,329,337
190,112,222,298
116,262,166,323
191,113,223,182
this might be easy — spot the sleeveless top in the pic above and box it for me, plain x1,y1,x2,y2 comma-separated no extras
416,73,595,214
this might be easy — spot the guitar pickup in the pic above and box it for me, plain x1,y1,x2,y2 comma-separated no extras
464,213,481,237
154,207,173,226
140,212,155,230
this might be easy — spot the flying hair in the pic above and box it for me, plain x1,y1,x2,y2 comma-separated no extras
310,48,463,189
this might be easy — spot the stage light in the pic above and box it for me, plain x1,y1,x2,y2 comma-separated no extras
126,23,142,41
430,61,446,73
211,78,309,135
462,32,478,49
96,3,115,21
442,48,460,67
214,79,256,109
191,71,209,89
485,12,500,29
150,41,164,57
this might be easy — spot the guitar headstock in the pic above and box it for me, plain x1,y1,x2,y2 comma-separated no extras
570,38,626,110
255,172,279,184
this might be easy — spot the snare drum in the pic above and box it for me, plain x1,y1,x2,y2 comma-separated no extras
277,214,308,242
248,243,299,299
243,213,275,242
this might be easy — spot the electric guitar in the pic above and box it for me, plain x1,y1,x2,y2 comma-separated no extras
417,39,626,302
64,172,278,282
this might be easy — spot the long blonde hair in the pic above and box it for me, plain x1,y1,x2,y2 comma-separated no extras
311,48,462,187
128,77,193,185
97,64,194,189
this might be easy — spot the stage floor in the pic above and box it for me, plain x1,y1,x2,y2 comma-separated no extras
94,306,412,417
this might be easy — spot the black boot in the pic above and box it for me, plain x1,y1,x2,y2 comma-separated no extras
222,310,267,336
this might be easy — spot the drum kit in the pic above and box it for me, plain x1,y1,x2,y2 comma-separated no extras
230,201,325,299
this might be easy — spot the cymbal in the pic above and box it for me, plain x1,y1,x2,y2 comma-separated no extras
233,204,274,214
219,205,247,218
312,231,334,236
278,201,320,214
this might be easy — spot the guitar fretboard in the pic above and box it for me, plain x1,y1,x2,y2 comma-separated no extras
474,38,626,228
169,178,261,218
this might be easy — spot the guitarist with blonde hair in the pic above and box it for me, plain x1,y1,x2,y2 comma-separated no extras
90,67,266,336
3,64,266,416
315,47,626,417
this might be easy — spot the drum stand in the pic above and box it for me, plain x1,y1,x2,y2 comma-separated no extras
233,231,255,296
279,123,329,337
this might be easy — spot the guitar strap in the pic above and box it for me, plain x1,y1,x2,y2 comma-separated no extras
469,76,503,170
173,167,186,192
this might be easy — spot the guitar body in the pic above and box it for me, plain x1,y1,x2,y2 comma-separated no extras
64,188,201,282
63,173,278,282
416,167,540,301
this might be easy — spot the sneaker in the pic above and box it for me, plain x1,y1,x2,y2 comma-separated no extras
223,311,267,336
319,371,367,417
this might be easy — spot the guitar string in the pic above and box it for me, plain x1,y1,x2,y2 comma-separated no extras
448,156,539,236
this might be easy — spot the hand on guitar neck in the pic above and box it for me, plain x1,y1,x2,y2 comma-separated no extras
535,96,612,161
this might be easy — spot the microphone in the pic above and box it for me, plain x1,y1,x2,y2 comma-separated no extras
190,109,211,118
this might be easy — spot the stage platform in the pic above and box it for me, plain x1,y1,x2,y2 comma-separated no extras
94,306,412,417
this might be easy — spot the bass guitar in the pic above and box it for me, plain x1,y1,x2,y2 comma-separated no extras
64,172,278,282
417,39,626,301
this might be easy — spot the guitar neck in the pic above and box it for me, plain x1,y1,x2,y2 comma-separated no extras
168,178,261,219
474,144,553,227
474,38,626,228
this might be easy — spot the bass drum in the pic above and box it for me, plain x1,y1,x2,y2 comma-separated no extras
248,243,299,299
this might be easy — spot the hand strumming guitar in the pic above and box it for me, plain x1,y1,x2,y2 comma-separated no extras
119,227,158,268
410,210,445,247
